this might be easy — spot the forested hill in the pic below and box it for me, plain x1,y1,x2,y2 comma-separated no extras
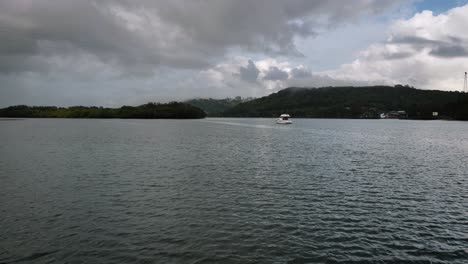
0,102,206,119
222,85,468,120
185,97,252,116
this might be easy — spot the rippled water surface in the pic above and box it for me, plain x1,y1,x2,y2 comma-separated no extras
1,118,467,264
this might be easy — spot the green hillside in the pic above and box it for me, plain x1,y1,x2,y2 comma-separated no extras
222,85,468,120
185,97,252,116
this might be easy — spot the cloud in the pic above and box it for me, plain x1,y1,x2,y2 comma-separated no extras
263,66,289,81
2,0,434,106
322,6,468,91
388,35,468,58
175,3,468,96
197,57,330,94
0,0,400,75
429,45,468,58
239,60,260,82
290,66,312,78
197,3,468,96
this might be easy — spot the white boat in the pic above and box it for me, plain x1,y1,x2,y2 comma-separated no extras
276,114,292,124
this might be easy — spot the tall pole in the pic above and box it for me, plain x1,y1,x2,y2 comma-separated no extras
465,72,467,93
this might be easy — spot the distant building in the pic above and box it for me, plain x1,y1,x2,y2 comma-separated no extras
380,110,407,119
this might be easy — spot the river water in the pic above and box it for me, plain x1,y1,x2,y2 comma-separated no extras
1,118,467,263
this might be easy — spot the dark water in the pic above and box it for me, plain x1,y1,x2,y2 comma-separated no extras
1,118,467,264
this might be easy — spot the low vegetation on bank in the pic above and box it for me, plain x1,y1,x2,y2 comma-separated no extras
5,86,468,120
0,102,206,119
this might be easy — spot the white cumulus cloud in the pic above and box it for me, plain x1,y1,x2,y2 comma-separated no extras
323,5,468,91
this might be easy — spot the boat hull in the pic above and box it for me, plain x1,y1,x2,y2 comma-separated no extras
276,114,292,124
276,120,292,124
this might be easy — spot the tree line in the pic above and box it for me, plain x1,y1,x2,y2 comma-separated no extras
0,102,206,119
185,96,253,116
221,85,468,120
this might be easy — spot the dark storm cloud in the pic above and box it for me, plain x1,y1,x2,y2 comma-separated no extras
383,51,414,60
0,0,400,74
0,0,209,74
263,66,289,81
429,45,468,58
391,35,464,46
239,60,260,82
390,36,440,45
389,35,468,58
290,67,312,78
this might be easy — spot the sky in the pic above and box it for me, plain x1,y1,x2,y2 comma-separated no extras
1,0,468,107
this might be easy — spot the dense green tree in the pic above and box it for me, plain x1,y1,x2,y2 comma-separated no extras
0,102,206,119
222,86,468,120
185,97,252,116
